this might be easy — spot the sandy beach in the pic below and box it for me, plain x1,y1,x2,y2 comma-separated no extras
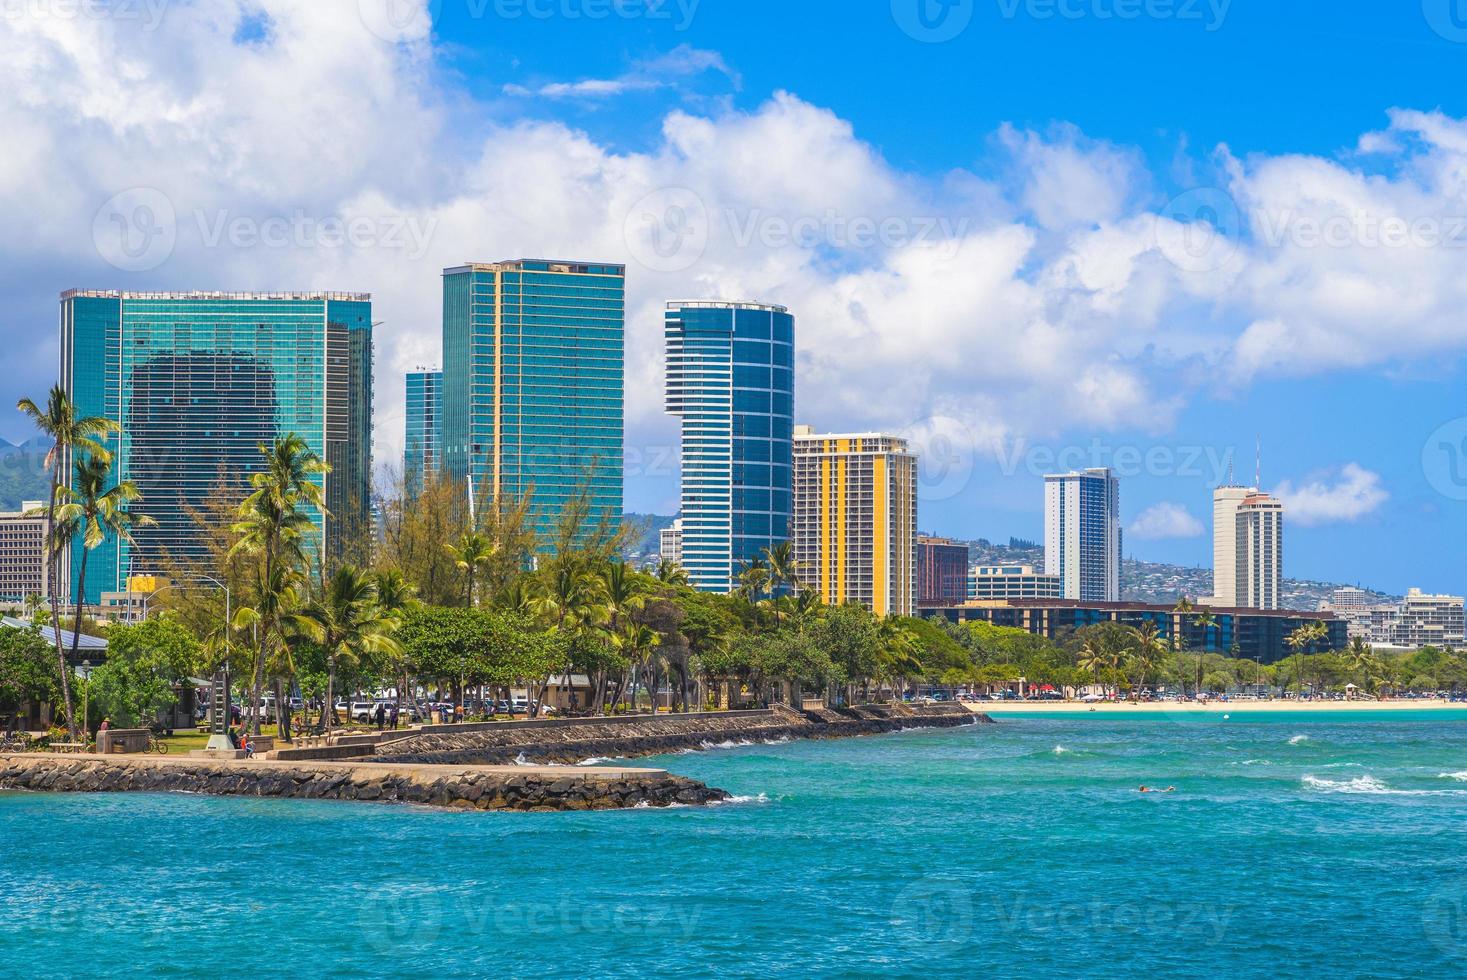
964,699,1467,714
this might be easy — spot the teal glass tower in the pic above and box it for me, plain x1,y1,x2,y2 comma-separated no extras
441,260,624,544
665,301,794,593
404,369,442,494
59,290,373,603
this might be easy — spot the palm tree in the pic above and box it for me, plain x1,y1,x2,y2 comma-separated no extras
1286,622,1327,699
529,560,608,717
597,562,648,713
654,559,689,587
1129,621,1168,700
291,566,402,733
446,531,494,607
614,621,662,715
735,559,771,607
374,569,420,721
230,435,329,734
875,618,922,702
763,541,804,595
1077,638,1110,697
17,385,118,735
1192,609,1217,699
52,454,155,671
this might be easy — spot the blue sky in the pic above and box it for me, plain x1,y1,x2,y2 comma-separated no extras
3,1,1466,597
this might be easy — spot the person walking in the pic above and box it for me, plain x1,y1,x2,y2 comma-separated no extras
374,702,386,732
389,704,399,730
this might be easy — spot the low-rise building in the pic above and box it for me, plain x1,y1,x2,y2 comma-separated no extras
930,599,1346,665
969,564,1061,601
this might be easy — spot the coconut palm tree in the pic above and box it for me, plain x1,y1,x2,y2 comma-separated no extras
17,385,118,735
1129,621,1168,700
763,541,804,594
1286,622,1327,698
529,560,608,717
373,569,420,721
1192,609,1218,698
52,453,155,671
230,435,328,734
735,558,771,607
654,559,689,587
1077,638,1110,697
614,621,662,714
446,530,494,607
291,566,402,733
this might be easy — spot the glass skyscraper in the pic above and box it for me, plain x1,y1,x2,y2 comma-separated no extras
59,290,373,603
441,260,624,544
665,301,794,593
404,369,442,494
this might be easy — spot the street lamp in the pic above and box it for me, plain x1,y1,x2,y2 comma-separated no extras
80,659,92,744
139,575,233,746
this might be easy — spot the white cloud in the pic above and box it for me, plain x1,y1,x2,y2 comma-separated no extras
1128,502,1204,540
1275,463,1389,526
1,2,1465,511
503,45,737,99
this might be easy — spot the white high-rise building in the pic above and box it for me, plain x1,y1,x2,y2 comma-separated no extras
1044,468,1121,602
1206,485,1284,610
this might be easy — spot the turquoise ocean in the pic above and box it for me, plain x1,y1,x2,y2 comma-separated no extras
4,711,1467,978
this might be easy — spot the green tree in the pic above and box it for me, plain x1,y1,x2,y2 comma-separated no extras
291,566,402,732
446,531,495,607
52,453,155,669
16,385,118,734
230,435,328,733
0,624,56,718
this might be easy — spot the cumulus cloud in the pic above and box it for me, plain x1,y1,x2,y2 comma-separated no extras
0,0,1464,516
1275,464,1390,526
503,45,738,99
1128,502,1205,540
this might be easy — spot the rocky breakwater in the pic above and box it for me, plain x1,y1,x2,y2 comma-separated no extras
375,701,986,766
0,754,727,811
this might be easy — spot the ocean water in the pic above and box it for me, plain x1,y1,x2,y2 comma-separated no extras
4,712,1467,978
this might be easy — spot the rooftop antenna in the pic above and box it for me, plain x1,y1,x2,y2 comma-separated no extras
1227,455,1235,487
1255,435,1261,490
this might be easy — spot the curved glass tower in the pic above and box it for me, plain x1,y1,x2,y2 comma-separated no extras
665,301,794,593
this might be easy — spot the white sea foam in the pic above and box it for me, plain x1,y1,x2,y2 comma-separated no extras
1437,771,1467,781
710,792,771,806
512,752,530,766
1237,758,1272,766
699,739,756,751
576,757,621,767
1301,773,1467,797
1302,773,1390,794
1287,734,1310,745
1052,745,1071,756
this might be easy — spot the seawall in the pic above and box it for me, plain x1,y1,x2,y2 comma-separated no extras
373,702,986,766
0,754,727,811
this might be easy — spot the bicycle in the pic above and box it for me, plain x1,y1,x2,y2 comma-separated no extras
0,732,34,753
146,732,170,755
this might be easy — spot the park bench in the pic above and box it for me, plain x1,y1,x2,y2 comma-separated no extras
50,742,86,754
